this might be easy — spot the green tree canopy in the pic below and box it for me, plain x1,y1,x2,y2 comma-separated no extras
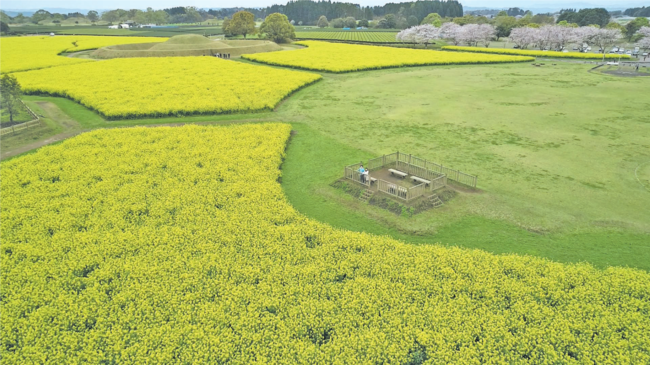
494,15,517,39
421,13,442,26
330,18,345,28
86,10,99,22
317,15,328,28
382,14,397,29
222,17,232,36
259,13,295,43
229,11,256,38
625,17,650,40
0,74,23,123
344,16,356,28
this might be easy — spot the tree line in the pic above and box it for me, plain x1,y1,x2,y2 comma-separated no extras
624,7,650,17
0,1,463,27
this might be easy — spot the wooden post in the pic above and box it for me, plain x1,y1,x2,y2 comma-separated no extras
408,154,412,174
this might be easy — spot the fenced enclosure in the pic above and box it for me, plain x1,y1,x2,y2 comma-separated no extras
344,152,478,202
0,101,41,137
344,165,371,187
394,152,477,188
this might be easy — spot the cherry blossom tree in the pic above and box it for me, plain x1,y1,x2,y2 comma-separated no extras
571,26,599,51
638,27,650,58
396,25,440,48
588,28,622,62
509,27,537,49
548,25,575,51
638,26,650,39
459,24,482,46
440,22,463,45
478,24,497,47
396,27,417,43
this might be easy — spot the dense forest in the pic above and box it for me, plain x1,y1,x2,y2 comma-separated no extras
556,8,611,28
624,7,650,17
212,0,463,25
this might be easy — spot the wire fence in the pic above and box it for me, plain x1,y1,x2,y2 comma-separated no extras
0,100,41,137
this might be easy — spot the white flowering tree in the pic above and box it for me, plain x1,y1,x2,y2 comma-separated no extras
509,27,537,49
638,26,650,58
396,24,440,48
588,28,622,62
396,27,417,43
571,26,599,52
478,24,496,47
548,25,575,51
440,22,463,45
459,24,482,46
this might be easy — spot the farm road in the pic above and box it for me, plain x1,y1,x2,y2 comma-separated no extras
1,101,84,160
2,130,82,160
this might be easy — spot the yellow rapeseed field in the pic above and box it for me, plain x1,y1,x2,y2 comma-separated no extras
13,58,321,118
2,124,649,363
242,41,534,73
442,45,632,60
0,35,167,73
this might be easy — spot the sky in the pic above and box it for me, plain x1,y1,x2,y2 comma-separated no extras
2,0,647,11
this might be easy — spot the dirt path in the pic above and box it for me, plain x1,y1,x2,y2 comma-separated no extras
1,101,85,160
1,100,278,160
1,130,83,160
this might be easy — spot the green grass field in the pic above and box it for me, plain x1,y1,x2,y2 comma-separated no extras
295,31,399,43
3,61,649,271
0,102,33,124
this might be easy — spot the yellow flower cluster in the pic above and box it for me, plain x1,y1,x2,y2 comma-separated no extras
242,41,534,73
442,46,632,60
13,58,321,119
2,124,649,363
0,35,167,73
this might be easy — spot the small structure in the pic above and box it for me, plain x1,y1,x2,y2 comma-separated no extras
344,152,477,202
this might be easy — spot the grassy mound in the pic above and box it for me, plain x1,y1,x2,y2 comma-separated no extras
0,36,167,73
161,34,214,45
92,35,283,58
1,124,649,363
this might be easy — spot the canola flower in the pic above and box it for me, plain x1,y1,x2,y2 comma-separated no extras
0,35,167,73
1,123,649,364
442,45,632,60
13,58,321,119
242,41,534,73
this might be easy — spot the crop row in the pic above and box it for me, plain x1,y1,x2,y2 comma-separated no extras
294,31,399,43
2,124,649,363
14,57,321,119
0,36,167,73
243,41,534,73
442,45,632,60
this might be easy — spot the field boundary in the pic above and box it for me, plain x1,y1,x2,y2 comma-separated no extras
441,45,632,61
22,76,323,120
243,42,534,74
0,100,41,136
635,161,650,192
294,38,404,45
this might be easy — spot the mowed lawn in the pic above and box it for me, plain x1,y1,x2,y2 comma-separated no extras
275,62,650,269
